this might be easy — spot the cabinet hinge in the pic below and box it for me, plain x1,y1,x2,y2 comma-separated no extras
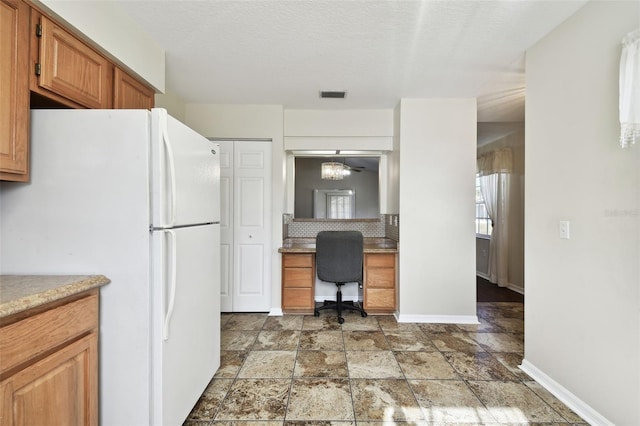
35,63,41,76
35,23,42,37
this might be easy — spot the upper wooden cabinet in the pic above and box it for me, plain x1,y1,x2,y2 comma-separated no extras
0,0,30,182
33,15,113,109
114,67,154,109
1,2,156,182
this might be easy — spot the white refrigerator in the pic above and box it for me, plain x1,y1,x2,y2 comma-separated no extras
0,109,221,426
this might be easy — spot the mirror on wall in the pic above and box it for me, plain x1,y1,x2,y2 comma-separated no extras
294,157,380,219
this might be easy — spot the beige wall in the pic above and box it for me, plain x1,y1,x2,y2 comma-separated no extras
155,92,187,123
524,1,640,424
397,98,477,321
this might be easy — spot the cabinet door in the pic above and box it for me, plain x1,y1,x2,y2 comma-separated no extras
113,67,154,109
0,333,98,426
0,0,30,182
37,16,112,108
363,253,397,313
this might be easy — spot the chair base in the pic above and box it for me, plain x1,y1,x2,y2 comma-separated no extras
314,287,367,324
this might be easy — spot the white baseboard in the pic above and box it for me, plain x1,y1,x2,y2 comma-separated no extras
519,359,613,426
476,271,490,280
268,308,283,316
506,283,524,295
396,313,479,324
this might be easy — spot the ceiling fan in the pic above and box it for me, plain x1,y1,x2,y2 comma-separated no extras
330,152,365,173
342,163,363,172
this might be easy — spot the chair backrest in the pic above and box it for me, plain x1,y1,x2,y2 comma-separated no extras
315,231,363,284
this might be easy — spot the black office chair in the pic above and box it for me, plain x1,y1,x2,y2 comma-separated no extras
314,230,368,324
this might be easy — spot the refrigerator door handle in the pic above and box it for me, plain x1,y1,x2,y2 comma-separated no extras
162,123,177,227
163,229,177,340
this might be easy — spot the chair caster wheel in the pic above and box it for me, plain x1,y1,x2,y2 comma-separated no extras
338,316,344,324
361,312,367,317
314,310,320,317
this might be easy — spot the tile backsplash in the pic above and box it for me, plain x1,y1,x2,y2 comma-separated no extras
283,214,399,241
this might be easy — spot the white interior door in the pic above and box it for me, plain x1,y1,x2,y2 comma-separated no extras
218,140,272,312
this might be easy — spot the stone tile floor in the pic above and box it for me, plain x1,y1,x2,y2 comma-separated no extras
184,302,586,425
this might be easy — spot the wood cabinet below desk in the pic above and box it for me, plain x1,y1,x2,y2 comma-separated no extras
363,253,397,313
281,251,397,315
281,253,315,313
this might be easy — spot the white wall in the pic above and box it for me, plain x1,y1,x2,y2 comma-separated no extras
524,2,639,424
36,0,165,91
397,99,477,322
184,104,285,314
284,109,393,137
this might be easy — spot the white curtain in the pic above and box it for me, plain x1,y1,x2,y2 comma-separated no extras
620,28,640,148
477,148,512,287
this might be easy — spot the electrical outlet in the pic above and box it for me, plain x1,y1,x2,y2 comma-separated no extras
559,221,570,239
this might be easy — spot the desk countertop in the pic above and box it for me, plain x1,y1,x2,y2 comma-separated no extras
279,238,398,254
0,275,110,319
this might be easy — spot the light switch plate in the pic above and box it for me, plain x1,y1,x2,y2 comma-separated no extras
559,221,570,239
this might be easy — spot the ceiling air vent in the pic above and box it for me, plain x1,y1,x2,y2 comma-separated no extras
320,90,347,99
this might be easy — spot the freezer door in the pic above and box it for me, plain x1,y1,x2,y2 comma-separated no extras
151,108,220,227
151,224,221,426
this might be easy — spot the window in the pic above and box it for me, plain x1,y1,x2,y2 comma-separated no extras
476,175,492,236
313,189,355,219
327,193,353,219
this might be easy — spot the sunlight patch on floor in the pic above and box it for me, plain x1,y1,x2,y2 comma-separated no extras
386,406,530,423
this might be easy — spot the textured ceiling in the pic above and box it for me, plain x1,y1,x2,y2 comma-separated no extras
115,0,587,122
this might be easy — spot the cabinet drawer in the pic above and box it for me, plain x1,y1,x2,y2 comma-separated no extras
283,268,313,288
282,288,313,311
365,253,395,268
0,292,98,375
364,288,396,311
366,267,395,288
283,253,314,268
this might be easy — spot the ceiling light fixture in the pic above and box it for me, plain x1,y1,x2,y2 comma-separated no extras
321,162,344,180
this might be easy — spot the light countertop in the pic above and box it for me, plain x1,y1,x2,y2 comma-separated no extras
0,275,110,319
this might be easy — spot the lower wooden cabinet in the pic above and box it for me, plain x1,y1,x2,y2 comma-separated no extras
363,253,397,313
282,253,315,313
0,290,99,425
